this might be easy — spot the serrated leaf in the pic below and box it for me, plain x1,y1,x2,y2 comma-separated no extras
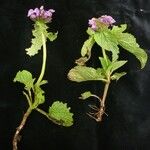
81,36,95,57
14,70,35,90
107,60,127,74
68,66,106,82
33,84,45,107
111,72,126,81
47,32,58,41
25,23,44,56
94,31,119,61
80,91,92,100
48,101,73,127
111,25,147,68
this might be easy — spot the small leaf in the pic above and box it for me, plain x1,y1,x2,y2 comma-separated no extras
111,72,126,81
49,101,73,127
81,36,95,57
33,84,45,107
68,66,106,82
107,60,127,74
75,57,89,66
14,70,35,90
39,80,48,86
111,24,127,33
47,32,58,41
87,27,95,36
99,57,111,71
94,31,119,61
80,91,92,100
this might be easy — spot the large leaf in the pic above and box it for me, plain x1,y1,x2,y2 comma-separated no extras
94,31,119,61
68,66,106,82
14,70,35,90
111,25,147,68
81,36,95,57
49,101,73,127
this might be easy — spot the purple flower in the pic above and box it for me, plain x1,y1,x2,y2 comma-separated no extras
98,15,116,25
88,15,116,31
88,18,98,30
27,6,55,23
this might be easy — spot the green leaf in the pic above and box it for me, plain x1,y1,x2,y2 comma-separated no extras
111,72,127,81
107,60,127,74
111,24,127,33
49,101,73,127
80,91,92,100
111,25,147,68
39,80,48,86
14,70,35,90
47,32,58,41
68,66,106,82
81,36,95,57
94,31,119,61
86,27,95,36
25,23,44,56
75,57,89,66
33,84,45,107
99,57,111,71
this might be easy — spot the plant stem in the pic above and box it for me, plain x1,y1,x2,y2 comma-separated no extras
36,32,47,85
12,108,32,150
35,108,63,126
102,48,108,65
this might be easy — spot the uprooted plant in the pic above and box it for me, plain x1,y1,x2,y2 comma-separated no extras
13,6,73,150
68,15,147,122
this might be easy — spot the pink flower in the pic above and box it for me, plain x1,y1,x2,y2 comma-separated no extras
27,6,55,23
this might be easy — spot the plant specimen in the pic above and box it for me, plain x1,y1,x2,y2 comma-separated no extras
12,6,73,150
68,15,147,122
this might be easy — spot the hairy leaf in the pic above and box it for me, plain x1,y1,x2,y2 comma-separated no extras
94,31,119,61
111,25,147,68
111,72,126,81
49,101,73,127
68,66,106,82
80,91,92,100
14,70,35,90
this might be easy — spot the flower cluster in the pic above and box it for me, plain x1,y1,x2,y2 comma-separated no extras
27,6,55,23
88,15,116,30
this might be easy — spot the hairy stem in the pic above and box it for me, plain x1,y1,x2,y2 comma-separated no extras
102,48,108,65
36,32,47,85
12,108,32,150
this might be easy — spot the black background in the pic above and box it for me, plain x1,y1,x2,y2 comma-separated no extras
0,0,150,150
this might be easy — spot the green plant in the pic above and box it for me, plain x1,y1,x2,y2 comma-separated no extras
12,6,73,150
68,15,147,122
